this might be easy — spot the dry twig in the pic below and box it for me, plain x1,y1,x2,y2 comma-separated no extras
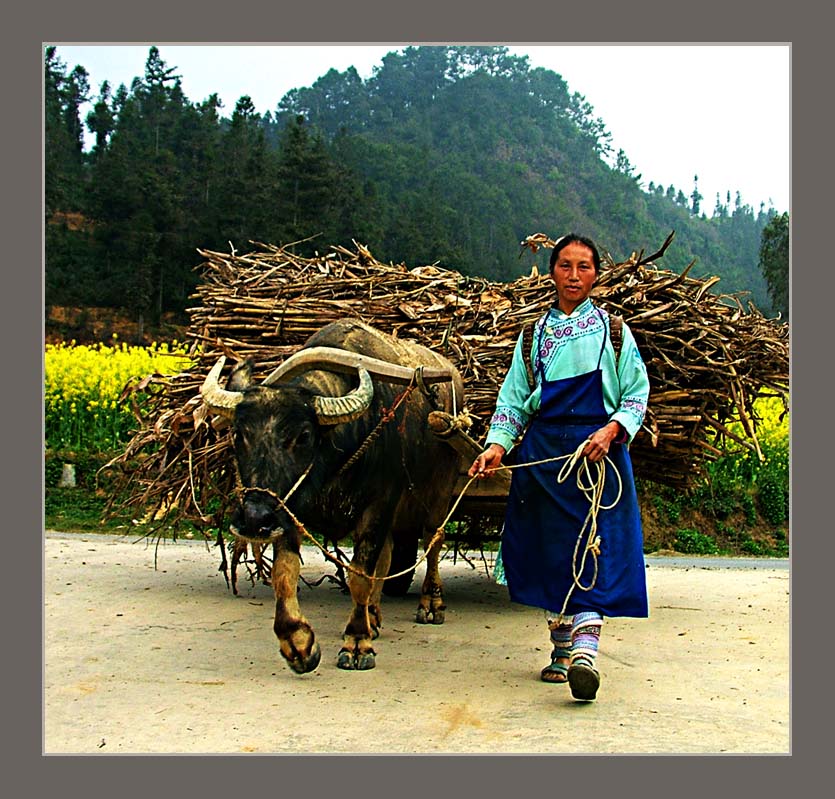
105,234,789,537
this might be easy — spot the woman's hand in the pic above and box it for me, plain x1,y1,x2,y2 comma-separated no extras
468,443,506,478
582,421,622,463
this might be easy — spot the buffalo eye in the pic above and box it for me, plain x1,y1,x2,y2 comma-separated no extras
284,424,314,451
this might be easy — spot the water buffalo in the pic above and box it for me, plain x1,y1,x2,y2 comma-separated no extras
200,318,465,672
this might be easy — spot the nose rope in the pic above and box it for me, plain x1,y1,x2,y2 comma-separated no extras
228,366,428,576
231,460,313,544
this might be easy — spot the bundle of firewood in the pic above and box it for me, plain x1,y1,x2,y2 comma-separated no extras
107,233,788,530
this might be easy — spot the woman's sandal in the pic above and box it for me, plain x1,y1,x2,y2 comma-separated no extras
540,656,569,683
567,663,600,701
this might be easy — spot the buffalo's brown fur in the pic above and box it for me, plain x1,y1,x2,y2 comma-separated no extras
227,319,464,672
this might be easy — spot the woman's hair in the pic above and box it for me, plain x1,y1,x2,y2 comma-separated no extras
549,233,601,274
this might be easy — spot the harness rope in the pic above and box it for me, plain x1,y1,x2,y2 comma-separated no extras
230,366,442,582
334,379,420,478
231,428,621,601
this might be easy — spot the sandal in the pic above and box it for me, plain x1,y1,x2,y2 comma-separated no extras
567,663,600,701
540,654,569,683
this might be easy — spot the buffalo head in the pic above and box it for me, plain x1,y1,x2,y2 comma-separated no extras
201,354,374,540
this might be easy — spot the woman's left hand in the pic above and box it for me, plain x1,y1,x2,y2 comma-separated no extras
582,421,622,462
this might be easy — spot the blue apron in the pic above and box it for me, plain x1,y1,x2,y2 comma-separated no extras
500,310,648,618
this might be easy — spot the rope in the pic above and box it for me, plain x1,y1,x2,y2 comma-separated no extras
479,439,622,626
227,402,621,600
334,381,418,478
230,424,481,585
553,442,622,624
228,366,431,582
236,436,619,593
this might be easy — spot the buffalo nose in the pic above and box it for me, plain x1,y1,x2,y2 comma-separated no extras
242,493,278,537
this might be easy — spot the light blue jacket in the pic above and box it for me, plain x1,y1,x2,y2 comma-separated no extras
485,298,650,453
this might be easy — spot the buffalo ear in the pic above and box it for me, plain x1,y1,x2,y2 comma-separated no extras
227,359,254,391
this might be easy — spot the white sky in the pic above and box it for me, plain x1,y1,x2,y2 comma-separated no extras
50,43,790,215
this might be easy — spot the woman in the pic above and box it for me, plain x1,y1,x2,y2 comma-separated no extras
469,233,650,702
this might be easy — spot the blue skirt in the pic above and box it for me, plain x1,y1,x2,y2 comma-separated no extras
500,415,649,618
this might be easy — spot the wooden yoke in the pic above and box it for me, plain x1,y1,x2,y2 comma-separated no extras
428,411,512,515
263,346,454,386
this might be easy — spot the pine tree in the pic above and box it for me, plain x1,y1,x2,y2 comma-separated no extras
213,95,278,249
275,115,339,248
690,175,703,216
86,81,116,157
44,47,98,309
758,212,789,319
85,47,201,323
44,47,89,214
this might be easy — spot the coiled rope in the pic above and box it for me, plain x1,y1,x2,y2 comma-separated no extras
232,431,621,598
551,440,622,624
463,439,622,623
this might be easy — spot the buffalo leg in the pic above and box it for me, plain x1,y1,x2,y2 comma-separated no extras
230,538,247,596
271,545,321,674
337,535,392,670
368,534,392,639
416,526,446,624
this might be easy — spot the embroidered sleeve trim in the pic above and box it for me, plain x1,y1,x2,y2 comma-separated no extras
489,406,527,440
619,396,647,431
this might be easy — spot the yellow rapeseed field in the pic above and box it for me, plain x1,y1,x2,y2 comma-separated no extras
44,338,192,452
44,339,789,467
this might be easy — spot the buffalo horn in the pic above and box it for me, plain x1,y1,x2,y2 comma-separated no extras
313,368,374,425
200,356,244,415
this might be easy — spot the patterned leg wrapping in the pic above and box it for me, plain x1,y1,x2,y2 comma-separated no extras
549,617,573,654
568,611,603,700
570,611,602,668
541,617,573,682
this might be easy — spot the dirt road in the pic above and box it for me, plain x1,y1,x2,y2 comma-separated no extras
43,531,789,754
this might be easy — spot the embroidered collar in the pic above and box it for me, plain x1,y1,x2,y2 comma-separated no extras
548,298,595,321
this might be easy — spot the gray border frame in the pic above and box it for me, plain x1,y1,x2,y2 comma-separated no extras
14,0,825,793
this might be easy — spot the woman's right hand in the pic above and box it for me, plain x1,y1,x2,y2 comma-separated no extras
468,443,506,478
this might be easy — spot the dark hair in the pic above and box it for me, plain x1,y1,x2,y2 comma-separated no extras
548,233,601,275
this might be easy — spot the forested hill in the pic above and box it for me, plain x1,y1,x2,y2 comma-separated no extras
45,45,781,326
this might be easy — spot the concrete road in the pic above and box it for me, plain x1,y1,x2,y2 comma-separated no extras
43,531,790,754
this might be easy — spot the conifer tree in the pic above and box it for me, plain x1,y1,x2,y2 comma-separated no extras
44,47,89,214
275,115,340,249
758,212,789,319
690,175,703,216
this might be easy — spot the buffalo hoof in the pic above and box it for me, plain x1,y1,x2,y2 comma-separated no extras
286,641,321,674
356,650,376,670
415,606,445,625
337,648,377,670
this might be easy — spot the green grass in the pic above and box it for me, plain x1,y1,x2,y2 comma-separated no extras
45,431,790,558
45,486,112,532
44,451,203,540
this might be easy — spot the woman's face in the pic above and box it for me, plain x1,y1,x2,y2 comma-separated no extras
550,242,597,314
